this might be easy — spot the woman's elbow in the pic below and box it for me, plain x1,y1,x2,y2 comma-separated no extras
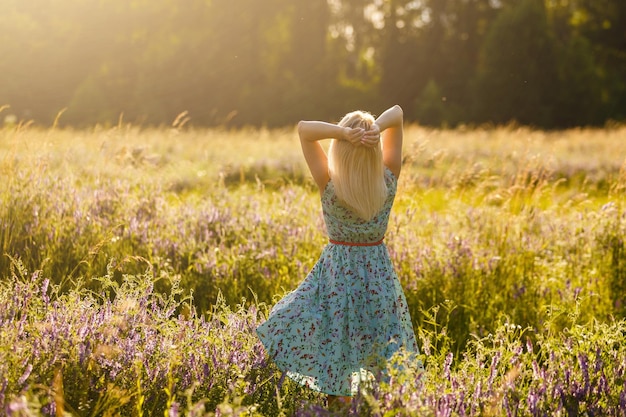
297,120,310,140
297,120,307,135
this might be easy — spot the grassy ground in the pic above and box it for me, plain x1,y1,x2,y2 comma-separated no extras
1,123,626,415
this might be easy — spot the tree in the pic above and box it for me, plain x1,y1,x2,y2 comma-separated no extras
473,0,559,127
574,0,626,121
0,0,622,127
553,33,604,126
378,0,435,114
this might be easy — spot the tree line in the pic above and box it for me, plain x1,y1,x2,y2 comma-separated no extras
1,0,624,128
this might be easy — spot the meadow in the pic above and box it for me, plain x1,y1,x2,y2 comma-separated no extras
1,120,626,416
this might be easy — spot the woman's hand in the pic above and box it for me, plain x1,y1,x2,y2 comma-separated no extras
360,124,381,148
341,125,381,148
342,126,365,145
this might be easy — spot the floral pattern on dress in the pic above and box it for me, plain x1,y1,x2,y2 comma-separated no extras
256,168,419,396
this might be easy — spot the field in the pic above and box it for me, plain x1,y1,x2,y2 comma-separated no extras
2,122,626,416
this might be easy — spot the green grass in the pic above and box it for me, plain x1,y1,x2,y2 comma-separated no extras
1,122,626,415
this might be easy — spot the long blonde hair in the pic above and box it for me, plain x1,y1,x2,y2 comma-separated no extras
328,111,388,220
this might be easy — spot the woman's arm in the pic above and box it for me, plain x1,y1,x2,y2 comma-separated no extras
375,105,404,178
297,121,364,192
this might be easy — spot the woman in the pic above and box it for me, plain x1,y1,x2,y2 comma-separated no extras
256,105,419,405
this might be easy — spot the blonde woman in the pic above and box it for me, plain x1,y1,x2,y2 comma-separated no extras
256,105,419,406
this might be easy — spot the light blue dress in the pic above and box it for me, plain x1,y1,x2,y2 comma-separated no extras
256,168,419,396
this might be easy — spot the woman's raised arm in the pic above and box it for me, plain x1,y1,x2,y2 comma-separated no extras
374,105,404,179
297,121,364,192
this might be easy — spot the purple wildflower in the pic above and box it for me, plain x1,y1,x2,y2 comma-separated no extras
594,348,603,373
443,352,453,381
578,353,590,396
487,351,501,392
41,278,50,305
527,389,539,415
167,402,180,417
0,378,7,408
510,344,523,365
277,371,287,390
7,396,28,415
17,364,32,386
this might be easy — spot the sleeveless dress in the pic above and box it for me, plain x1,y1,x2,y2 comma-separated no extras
256,168,419,396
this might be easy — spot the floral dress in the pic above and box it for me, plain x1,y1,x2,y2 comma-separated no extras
256,168,419,396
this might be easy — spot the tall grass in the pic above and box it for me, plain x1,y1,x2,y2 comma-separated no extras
2,122,626,415
2,258,625,416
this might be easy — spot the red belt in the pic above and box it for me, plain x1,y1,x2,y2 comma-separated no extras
329,237,384,246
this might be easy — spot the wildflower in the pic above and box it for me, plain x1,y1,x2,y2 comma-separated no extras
527,389,539,414
601,201,616,213
594,347,603,373
443,352,453,381
578,353,590,396
277,371,287,390
487,351,501,392
167,402,180,417
531,360,541,379
7,396,28,415
596,374,608,396
510,344,523,365
0,378,7,407
41,279,50,305
17,364,32,386
619,385,626,413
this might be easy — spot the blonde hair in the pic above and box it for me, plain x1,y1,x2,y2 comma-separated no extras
328,110,388,220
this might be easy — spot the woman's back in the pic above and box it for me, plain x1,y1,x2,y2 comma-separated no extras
322,168,397,244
